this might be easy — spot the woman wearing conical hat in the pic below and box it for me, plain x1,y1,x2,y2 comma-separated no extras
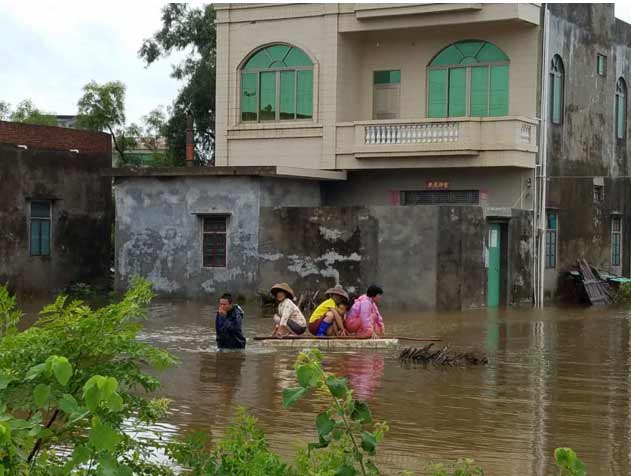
270,282,307,337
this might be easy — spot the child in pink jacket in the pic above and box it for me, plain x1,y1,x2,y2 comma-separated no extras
344,285,385,339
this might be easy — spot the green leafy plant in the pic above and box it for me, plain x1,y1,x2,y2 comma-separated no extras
615,281,631,305
428,458,484,476
283,349,388,476
169,408,293,476
0,277,177,475
554,447,585,476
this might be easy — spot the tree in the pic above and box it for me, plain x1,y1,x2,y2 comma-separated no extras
140,106,168,154
139,4,216,165
0,101,10,121
76,80,137,162
6,99,57,126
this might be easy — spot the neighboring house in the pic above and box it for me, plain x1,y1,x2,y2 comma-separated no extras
0,121,112,295
112,4,631,308
113,136,169,166
55,115,77,128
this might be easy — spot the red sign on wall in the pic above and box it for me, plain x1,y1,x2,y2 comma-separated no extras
426,180,450,189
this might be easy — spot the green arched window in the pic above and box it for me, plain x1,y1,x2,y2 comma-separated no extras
241,44,314,122
427,40,510,118
616,77,627,140
550,55,564,125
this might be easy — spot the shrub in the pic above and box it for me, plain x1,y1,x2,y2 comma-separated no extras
0,277,177,475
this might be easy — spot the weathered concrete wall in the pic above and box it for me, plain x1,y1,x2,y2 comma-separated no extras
114,176,321,298
258,205,487,311
546,4,631,287
507,209,534,305
322,168,533,209
115,175,532,309
0,143,112,294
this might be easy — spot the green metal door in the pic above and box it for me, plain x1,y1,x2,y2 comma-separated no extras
487,224,501,308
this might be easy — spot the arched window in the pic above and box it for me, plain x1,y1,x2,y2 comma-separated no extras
550,55,564,125
616,77,627,140
427,40,510,118
240,44,313,122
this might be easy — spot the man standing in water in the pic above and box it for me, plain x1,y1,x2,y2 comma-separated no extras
215,293,246,349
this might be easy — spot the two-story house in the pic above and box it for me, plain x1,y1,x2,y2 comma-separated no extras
112,4,631,309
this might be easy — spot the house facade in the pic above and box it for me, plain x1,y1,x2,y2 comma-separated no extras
0,121,112,295
114,3,631,308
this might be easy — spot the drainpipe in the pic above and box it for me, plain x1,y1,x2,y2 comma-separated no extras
186,111,194,167
535,4,551,307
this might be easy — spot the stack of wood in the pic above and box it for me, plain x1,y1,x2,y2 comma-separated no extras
577,259,614,305
399,343,488,366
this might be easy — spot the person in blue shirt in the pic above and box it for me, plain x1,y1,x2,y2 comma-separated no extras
215,293,246,349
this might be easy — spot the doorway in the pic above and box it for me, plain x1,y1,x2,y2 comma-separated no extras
487,222,508,308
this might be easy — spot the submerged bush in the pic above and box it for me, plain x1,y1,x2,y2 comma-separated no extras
0,277,177,475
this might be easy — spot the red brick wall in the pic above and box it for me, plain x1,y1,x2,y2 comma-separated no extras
0,121,111,155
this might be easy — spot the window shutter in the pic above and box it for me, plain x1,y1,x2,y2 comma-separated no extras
279,71,296,120
373,84,400,120
489,65,509,116
448,68,466,117
428,69,448,118
470,66,489,117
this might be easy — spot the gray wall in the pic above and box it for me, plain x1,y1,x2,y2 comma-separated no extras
0,144,112,294
115,175,533,309
545,4,631,285
114,176,321,298
322,168,533,209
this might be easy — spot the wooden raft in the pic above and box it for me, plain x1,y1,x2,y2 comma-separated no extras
254,336,400,349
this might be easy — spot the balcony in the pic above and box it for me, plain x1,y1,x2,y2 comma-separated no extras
336,116,538,167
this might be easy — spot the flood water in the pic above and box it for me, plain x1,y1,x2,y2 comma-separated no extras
21,298,631,475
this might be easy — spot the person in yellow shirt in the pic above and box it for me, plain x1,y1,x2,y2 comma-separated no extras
308,286,349,336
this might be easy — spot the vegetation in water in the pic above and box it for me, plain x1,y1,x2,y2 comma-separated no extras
0,282,586,475
615,281,631,305
0,277,177,475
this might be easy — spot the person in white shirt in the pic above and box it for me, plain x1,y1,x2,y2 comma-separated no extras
270,282,307,336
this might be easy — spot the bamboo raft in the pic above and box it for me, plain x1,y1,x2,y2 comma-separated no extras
253,335,442,350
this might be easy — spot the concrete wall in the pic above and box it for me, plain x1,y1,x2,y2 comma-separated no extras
545,4,631,289
256,205,487,310
114,176,322,297
115,175,533,309
0,143,112,294
322,168,533,209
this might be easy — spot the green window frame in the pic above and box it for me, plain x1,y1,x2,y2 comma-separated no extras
30,200,51,257
597,54,607,76
612,216,622,267
427,40,510,118
545,210,557,269
616,77,627,140
550,55,564,125
240,44,314,122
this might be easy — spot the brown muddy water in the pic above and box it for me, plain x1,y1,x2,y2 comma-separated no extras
20,298,631,475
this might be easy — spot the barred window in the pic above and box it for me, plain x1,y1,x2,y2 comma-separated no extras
612,216,622,267
202,217,227,268
545,210,558,269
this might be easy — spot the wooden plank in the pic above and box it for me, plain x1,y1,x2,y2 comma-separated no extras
260,338,400,350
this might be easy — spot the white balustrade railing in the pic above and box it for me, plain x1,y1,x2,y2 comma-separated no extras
364,122,459,145
520,124,532,143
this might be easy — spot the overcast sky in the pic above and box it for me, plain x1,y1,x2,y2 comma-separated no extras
1,2,631,125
